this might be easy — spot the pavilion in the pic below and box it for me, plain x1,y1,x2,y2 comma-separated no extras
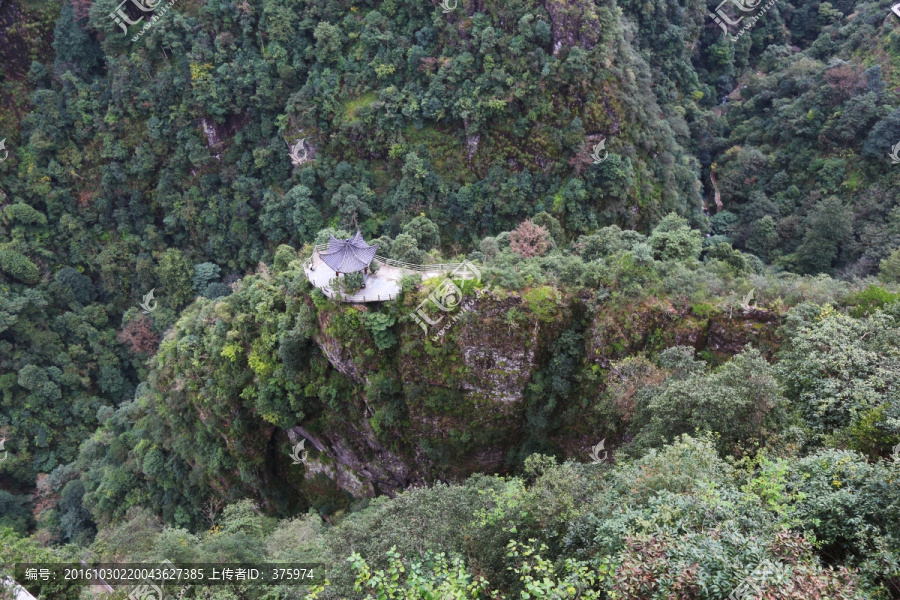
318,231,378,277
305,231,461,302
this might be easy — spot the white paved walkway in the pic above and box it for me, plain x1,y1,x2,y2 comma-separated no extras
305,252,450,302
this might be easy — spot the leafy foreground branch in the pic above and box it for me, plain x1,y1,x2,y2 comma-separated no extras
7,436,895,600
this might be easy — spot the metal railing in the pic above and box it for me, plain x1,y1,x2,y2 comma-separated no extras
306,244,464,274
318,286,400,302
305,243,480,302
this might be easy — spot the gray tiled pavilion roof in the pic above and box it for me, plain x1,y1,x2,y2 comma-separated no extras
319,231,379,273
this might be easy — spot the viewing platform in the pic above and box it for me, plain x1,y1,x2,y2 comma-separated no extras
304,243,463,302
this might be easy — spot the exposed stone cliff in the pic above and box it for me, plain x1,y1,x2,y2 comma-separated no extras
296,288,783,500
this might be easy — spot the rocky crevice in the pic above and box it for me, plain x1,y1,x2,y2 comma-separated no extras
289,420,428,498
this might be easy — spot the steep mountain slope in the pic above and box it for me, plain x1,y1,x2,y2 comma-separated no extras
1,0,706,490
73,237,897,530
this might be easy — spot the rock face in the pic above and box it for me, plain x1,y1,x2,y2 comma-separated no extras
199,118,223,160
300,289,784,501
435,293,540,405
543,0,602,55
707,309,781,356
587,298,782,368
304,290,548,494
290,423,424,498
466,134,480,162
316,324,367,386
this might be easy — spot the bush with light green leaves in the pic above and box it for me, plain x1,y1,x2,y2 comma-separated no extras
776,304,900,452
345,548,491,599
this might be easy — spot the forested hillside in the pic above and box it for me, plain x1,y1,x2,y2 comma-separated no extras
2,0,900,596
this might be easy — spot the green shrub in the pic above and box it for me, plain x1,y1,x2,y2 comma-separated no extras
391,233,425,264
315,228,352,245
506,539,609,599
610,528,864,600
691,301,715,318
633,347,787,452
1,527,82,599
776,306,900,443
364,312,396,350
785,449,900,564
330,271,365,295
844,285,899,318
523,285,560,321
399,273,421,293
2,203,47,227
480,237,499,261
704,241,749,273
401,216,440,250
273,244,298,271
649,213,702,262
192,262,221,292
346,548,490,599
203,282,230,299
0,492,33,535
156,248,194,307
531,211,565,247
0,247,39,283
